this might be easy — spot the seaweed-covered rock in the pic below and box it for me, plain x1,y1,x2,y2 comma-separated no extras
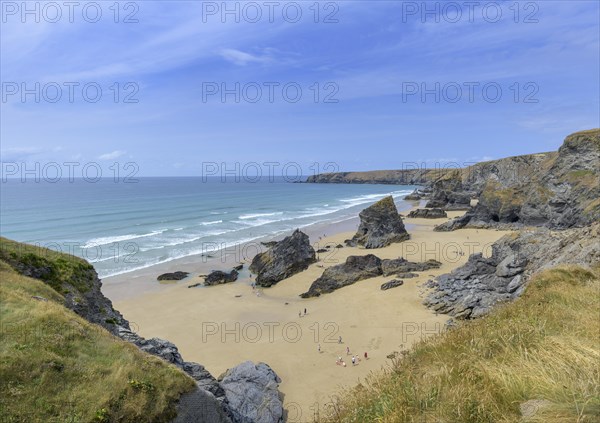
157,271,189,281
204,269,239,286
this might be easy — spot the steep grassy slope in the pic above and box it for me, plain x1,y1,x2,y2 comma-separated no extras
321,266,600,423
0,258,195,422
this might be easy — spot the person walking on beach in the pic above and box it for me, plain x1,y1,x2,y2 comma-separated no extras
346,346,350,355
351,356,356,366
318,344,321,353
304,308,307,315
364,352,368,360
338,336,342,344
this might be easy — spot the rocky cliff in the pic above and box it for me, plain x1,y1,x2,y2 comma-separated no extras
424,223,599,319
435,129,599,230
305,168,452,185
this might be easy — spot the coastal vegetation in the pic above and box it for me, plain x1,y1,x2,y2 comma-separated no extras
320,266,600,423
0,253,195,422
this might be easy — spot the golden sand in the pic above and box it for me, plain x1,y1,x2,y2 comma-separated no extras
107,210,507,418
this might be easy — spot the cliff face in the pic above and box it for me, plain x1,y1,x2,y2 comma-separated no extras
0,237,129,335
305,168,452,185
436,129,600,230
307,129,599,231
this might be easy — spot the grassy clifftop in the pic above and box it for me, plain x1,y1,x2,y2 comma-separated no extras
0,246,195,422
321,266,600,423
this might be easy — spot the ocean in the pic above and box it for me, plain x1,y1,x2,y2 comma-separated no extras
0,178,416,278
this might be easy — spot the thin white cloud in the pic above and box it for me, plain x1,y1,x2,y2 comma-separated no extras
219,48,273,66
98,150,127,160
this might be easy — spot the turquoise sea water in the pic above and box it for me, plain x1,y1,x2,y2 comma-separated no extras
0,178,416,278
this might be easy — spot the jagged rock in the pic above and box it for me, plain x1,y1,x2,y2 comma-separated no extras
381,279,404,290
172,388,233,423
204,269,239,286
157,271,189,281
495,254,527,277
301,254,382,298
218,361,283,423
346,196,409,248
404,189,426,200
250,230,316,287
316,248,328,253
407,208,448,219
335,244,344,248
381,258,442,276
117,327,230,407
261,241,278,248
425,223,600,319
233,264,244,271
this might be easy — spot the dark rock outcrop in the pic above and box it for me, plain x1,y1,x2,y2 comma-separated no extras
204,269,239,286
117,327,228,402
381,279,404,290
346,196,409,248
301,254,382,297
381,258,442,276
157,271,189,281
0,239,129,335
218,361,283,423
425,223,600,319
404,188,430,201
172,388,233,423
250,230,316,287
407,208,448,219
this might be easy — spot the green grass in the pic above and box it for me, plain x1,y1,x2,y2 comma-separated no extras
0,237,97,295
0,257,195,422
321,266,600,423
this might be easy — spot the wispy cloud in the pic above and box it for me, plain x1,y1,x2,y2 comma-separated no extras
98,150,127,160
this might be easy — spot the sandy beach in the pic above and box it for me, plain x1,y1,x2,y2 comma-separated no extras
104,208,509,420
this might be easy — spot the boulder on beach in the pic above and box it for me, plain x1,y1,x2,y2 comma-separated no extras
157,271,189,281
380,279,404,290
204,269,239,286
407,208,448,219
250,229,316,287
218,361,283,423
300,254,382,298
346,196,409,248
381,258,442,276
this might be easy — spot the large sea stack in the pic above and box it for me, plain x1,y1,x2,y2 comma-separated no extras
346,196,409,248
250,229,316,287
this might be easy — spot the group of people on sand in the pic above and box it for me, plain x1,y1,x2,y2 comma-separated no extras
331,346,368,368
335,351,367,367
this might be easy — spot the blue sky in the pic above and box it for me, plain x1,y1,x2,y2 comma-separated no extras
1,0,599,177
